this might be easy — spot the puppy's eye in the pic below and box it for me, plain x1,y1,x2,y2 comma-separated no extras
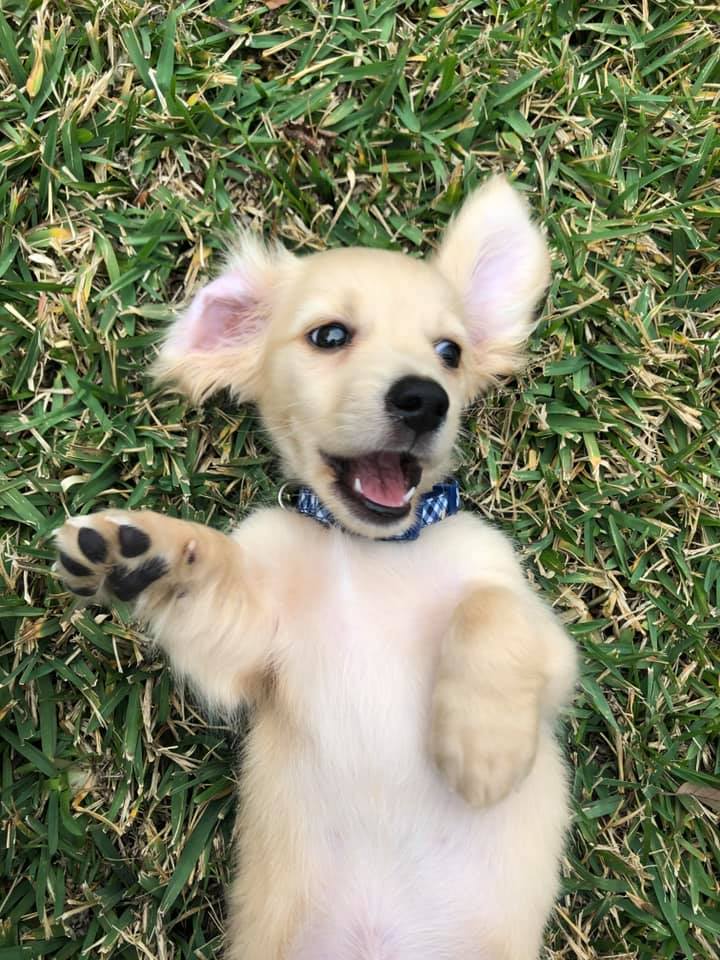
434,339,461,369
308,323,352,350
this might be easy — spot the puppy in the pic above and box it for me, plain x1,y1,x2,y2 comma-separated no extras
55,177,577,959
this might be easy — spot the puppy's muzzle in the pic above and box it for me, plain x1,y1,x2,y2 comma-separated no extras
385,376,449,436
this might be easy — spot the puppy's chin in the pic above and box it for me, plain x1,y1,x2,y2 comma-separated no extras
314,483,419,540
300,451,450,541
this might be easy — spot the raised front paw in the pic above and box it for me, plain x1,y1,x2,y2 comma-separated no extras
429,586,544,808
430,674,540,808
54,510,196,604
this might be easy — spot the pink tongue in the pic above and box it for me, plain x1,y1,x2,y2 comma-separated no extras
351,453,407,507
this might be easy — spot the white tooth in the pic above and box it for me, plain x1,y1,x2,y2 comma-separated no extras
353,477,363,494
403,486,417,503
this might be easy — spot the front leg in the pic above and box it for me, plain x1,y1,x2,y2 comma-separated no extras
55,510,273,709
430,585,577,807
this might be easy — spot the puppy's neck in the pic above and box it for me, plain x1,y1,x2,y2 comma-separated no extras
278,480,461,543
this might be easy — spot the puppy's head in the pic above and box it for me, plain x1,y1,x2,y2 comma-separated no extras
154,177,550,538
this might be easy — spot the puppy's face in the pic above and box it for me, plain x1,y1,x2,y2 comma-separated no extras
256,249,468,536
155,177,550,538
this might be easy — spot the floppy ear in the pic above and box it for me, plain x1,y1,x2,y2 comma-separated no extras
152,237,295,403
434,176,551,384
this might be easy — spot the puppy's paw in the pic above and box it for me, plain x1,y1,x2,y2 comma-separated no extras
54,510,196,605
430,677,539,808
430,585,544,808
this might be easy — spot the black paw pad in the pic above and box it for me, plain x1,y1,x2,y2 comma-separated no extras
59,551,91,578
78,527,107,563
118,525,151,558
107,556,169,602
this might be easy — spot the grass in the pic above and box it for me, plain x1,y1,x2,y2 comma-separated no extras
1,0,718,957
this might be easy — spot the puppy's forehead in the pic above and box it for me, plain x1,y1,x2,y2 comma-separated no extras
286,247,459,322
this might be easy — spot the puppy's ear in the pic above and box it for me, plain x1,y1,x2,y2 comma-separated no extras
434,176,550,386
152,237,295,403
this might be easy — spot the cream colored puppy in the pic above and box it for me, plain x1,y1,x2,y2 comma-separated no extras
56,177,577,960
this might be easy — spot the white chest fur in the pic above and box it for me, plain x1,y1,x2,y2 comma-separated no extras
229,510,569,959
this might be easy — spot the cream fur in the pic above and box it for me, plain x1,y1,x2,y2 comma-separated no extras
56,177,577,959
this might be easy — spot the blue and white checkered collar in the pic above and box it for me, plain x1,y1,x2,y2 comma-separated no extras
279,480,460,542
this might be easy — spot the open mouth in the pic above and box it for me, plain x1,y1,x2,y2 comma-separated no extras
323,451,423,524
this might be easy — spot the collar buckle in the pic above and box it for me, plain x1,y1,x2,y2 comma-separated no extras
277,480,303,511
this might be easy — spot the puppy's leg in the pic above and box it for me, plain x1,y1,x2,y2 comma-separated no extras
430,585,576,808
55,510,273,708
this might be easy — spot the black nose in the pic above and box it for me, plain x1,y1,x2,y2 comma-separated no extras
385,376,449,435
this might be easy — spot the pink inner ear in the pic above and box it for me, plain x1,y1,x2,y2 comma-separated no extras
183,271,261,352
190,295,251,350
465,223,538,345
466,246,514,344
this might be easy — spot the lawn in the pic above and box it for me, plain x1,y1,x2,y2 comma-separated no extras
1,1,718,957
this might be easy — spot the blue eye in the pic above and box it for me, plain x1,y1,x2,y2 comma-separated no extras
308,323,352,349
434,339,461,369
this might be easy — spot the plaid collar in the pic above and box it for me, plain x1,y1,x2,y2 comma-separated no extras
284,480,460,542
